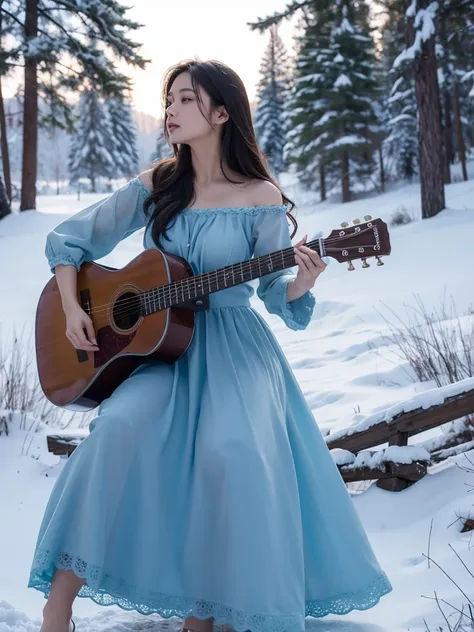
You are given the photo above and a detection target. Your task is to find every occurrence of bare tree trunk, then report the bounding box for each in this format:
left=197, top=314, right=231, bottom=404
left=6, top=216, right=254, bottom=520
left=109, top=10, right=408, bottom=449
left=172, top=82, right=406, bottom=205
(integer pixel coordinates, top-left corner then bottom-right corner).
left=341, top=151, right=350, bottom=203
left=0, top=7, right=12, bottom=203
left=453, top=81, right=468, bottom=182
left=319, top=163, right=326, bottom=201
left=0, top=77, right=12, bottom=202
left=409, top=5, right=445, bottom=219
left=0, top=173, right=10, bottom=219
left=440, top=11, right=452, bottom=185
left=379, top=145, right=385, bottom=193
left=443, top=88, right=452, bottom=184
left=20, top=0, right=38, bottom=211
left=53, top=128, right=61, bottom=194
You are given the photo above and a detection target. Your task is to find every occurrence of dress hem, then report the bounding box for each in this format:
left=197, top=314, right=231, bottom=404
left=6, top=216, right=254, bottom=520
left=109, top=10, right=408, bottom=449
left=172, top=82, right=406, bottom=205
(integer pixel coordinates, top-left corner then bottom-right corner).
left=29, top=551, right=392, bottom=632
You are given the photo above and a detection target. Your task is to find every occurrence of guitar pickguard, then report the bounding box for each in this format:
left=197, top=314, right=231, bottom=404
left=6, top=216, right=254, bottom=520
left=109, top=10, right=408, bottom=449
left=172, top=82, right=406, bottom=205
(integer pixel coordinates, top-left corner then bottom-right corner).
left=94, top=326, right=136, bottom=368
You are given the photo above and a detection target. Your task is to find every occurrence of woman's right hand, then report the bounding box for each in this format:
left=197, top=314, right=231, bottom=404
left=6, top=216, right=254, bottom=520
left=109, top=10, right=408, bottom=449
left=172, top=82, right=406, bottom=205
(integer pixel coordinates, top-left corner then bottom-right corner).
left=64, top=304, right=99, bottom=352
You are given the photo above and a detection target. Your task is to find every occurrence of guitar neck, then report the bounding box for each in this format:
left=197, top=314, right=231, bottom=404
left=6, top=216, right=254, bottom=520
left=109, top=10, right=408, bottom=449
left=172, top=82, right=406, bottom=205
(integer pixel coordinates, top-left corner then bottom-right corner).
left=140, top=238, right=323, bottom=314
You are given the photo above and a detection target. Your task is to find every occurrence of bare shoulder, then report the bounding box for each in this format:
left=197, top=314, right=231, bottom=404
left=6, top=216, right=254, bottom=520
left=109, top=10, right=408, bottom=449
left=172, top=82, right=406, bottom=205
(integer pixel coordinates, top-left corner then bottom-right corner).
left=249, top=179, right=284, bottom=207
left=138, top=169, right=154, bottom=192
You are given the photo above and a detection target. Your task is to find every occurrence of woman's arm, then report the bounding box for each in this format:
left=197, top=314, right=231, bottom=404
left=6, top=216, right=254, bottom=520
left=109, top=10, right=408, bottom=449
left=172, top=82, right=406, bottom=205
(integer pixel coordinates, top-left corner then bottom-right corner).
left=46, top=177, right=149, bottom=273
left=251, top=182, right=316, bottom=331
left=46, top=176, right=150, bottom=350
left=55, top=264, right=80, bottom=312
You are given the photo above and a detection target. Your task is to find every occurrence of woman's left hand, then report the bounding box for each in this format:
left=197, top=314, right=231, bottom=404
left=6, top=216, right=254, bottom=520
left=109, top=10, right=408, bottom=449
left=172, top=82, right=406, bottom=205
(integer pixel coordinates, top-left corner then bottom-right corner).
left=293, top=234, right=327, bottom=292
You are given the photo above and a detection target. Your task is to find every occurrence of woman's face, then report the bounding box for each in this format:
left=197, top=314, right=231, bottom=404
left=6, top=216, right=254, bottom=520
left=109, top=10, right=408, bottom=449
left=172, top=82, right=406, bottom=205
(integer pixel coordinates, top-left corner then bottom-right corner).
left=165, top=71, right=227, bottom=144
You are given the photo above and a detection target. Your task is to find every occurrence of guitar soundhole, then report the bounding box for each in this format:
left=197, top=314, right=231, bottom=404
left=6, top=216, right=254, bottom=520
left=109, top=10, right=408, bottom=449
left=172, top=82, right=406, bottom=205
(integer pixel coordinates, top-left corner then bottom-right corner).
left=113, top=292, right=141, bottom=331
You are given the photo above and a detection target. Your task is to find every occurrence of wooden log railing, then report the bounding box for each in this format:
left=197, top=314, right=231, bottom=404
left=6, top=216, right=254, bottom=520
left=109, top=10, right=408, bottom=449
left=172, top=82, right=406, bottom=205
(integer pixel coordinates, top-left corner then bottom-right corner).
left=47, top=433, right=85, bottom=457
left=325, top=378, right=474, bottom=491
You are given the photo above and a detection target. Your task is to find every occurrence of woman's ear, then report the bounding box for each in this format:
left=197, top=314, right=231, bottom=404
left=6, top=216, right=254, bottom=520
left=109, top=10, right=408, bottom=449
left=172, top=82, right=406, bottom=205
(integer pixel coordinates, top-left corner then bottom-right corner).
left=215, top=106, right=229, bottom=125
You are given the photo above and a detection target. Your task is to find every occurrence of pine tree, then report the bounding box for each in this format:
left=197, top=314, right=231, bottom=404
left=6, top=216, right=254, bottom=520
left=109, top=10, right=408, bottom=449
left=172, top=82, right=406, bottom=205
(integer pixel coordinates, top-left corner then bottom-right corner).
left=442, top=1, right=474, bottom=182
left=250, top=1, right=381, bottom=201
left=0, top=4, right=17, bottom=208
left=68, top=90, right=115, bottom=192
left=1, top=0, right=148, bottom=210
left=393, top=0, right=445, bottom=219
left=106, top=97, right=139, bottom=178
left=376, top=0, right=418, bottom=182
left=384, top=74, right=418, bottom=181
left=253, top=24, right=292, bottom=179
left=278, top=1, right=381, bottom=202
left=284, top=6, right=338, bottom=200
left=316, top=2, right=381, bottom=202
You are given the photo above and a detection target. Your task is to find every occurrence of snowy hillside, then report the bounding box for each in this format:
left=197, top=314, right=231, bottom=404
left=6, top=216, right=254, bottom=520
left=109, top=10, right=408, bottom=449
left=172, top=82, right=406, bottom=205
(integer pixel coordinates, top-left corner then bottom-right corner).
left=1, top=170, right=474, bottom=632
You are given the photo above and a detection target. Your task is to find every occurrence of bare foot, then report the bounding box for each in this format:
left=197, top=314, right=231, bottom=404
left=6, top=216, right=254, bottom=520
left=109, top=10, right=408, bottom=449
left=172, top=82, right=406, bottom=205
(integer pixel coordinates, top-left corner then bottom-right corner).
left=40, top=605, right=73, bottom=632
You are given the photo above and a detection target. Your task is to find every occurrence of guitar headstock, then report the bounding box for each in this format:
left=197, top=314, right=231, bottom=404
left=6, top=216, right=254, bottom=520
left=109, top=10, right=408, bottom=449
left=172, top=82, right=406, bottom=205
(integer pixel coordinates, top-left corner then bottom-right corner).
left=322, top=216, right=391, bottom=270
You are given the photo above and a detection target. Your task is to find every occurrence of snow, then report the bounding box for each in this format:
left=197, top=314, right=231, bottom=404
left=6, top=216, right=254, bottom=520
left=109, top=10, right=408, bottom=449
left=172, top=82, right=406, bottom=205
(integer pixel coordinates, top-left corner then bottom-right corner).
left=387, top=113, right=413, bottom=126
left=332, top=17, right=354, bottom=37
left=313, top=111, right=337, bottom=128
left=462, top=69, right=474, bottom=97
left=406, top=0, right=417, bottom=18
left=325, top=134, right=366, bottom=150
left=331, top=445, right=431, bottom=468
left=1, top=165, right=474, bottom=631
left=394, top=2, right=439, bottom=68
left=328, top=377, right=474, bottom=442
left=334, top=73, right=352, bottom=88
left=355, top=445, right=431, bottom=468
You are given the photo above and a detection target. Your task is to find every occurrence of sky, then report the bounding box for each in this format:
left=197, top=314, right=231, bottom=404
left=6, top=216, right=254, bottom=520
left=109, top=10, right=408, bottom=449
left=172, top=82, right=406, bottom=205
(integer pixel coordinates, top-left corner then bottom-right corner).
left=121, top=0, right=299, bottom=117
left=2, top=1, right=298, bottom=119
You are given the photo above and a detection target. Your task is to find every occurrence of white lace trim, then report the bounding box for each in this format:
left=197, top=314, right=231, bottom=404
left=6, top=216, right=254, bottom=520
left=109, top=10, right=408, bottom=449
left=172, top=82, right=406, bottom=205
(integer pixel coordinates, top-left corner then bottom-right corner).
left=30, top=549, right=392, bottom=632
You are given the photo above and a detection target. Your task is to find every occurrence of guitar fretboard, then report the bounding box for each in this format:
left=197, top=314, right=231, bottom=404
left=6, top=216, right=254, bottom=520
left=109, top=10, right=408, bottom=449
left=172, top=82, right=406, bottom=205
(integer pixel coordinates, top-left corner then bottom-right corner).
left=139, top=239, right=322, bottom=315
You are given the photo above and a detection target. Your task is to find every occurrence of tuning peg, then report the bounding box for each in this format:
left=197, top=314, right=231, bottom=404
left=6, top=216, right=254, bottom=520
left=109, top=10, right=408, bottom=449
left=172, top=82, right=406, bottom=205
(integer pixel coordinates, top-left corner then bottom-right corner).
left=364, top=215, right=372, bottom=221
left=361, top=258, right=370, bottom=268
left=347, top=261, right=355, bottom=271
left=341, top=222, right=349, bottom=228
left=352, top=218, right=361, bottom=225
left=376, top=256, right=384, bottom=266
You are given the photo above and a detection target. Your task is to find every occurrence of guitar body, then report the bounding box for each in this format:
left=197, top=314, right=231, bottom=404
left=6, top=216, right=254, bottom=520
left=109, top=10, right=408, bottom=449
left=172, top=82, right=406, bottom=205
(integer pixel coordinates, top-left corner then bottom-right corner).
left=36, top=249, right=196, bottom=411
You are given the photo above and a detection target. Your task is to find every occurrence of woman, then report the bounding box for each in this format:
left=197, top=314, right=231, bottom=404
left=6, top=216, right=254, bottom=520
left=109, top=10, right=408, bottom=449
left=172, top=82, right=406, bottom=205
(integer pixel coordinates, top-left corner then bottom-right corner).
left=29, top=59, right=392, bottom=632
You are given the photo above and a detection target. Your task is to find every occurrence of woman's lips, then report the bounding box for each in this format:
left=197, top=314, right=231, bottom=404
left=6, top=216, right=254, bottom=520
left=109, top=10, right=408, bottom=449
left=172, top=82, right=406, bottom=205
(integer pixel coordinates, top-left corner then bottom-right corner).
left=168, top=124, right=180, bottom=131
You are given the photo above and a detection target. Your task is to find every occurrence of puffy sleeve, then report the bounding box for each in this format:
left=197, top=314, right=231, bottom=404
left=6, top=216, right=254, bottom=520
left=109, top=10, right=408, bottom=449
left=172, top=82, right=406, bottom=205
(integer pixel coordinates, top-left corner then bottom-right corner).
left=252, top=206, right=316, bottom=331
left=45, top=177, right=149, bottom=273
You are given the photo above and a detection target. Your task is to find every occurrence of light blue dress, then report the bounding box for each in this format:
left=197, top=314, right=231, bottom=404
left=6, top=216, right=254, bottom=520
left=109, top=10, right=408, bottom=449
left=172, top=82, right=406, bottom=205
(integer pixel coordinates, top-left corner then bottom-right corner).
left=29, top=177, right=392, bottom=632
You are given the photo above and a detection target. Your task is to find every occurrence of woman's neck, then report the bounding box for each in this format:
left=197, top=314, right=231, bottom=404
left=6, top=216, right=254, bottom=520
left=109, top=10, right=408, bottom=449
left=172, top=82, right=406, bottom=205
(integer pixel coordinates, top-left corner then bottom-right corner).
left=190, top=137, right=229, bottom=185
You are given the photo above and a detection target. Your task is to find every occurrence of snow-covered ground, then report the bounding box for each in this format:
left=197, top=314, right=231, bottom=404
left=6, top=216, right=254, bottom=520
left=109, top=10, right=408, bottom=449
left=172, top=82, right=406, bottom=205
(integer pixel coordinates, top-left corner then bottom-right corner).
left=1, top=166, right=474, bottom=632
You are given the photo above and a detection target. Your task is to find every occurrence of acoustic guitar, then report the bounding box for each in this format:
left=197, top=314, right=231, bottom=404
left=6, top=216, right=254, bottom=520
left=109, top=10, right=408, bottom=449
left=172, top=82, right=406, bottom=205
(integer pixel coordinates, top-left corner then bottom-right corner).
left=35, top=216, right=391, bottom=411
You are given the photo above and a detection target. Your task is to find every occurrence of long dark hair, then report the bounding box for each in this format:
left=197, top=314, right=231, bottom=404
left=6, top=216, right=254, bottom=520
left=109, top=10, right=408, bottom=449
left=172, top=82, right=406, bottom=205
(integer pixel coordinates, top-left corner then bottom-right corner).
left=143, top=59, right=297, bottom=246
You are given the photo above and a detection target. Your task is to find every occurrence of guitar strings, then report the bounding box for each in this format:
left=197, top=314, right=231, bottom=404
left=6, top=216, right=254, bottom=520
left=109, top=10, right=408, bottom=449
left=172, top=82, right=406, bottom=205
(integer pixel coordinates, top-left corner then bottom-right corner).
left=84, top=227, right=378, bottom=319
left=40, top=240, right=380, bottom=347
left=83, top=247, right=309, bottom=318
left=89, top=244, right=377, bottom=322
left=109, top=240, right=378, bottom=322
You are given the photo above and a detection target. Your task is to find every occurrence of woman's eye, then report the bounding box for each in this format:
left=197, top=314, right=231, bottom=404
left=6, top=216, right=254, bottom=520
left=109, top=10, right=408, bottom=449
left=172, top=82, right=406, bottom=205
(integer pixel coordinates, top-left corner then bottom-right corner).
left=182, top=98, right=191, bottom=103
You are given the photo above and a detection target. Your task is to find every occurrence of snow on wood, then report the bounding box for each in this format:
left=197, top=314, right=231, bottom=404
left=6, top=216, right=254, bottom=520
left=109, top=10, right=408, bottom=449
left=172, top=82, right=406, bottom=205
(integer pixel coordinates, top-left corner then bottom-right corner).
left=327, top=376, right=474, bottom=443
left=394, top=2, right=439, bottom=68
left=331, top=445, right=431, bottom=469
